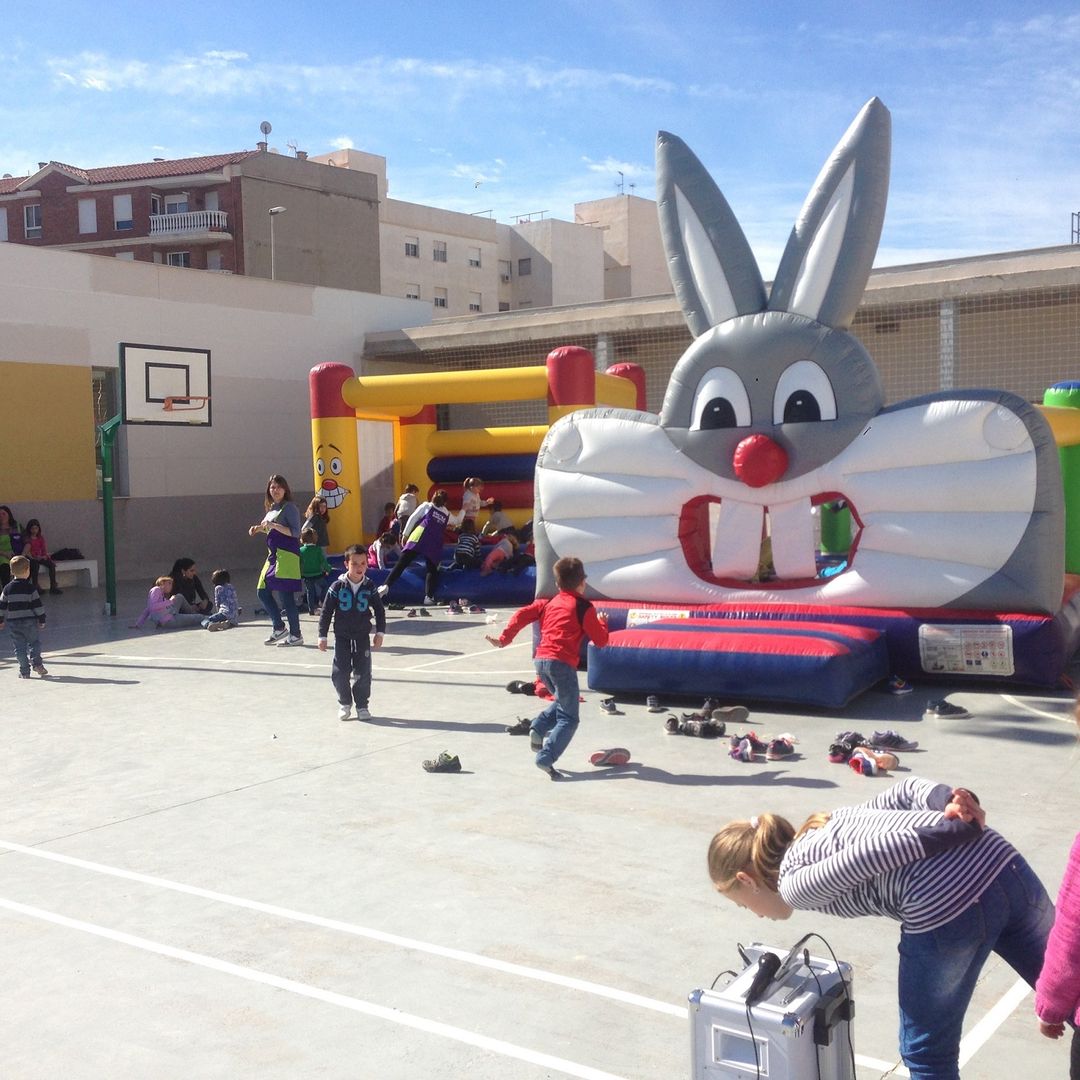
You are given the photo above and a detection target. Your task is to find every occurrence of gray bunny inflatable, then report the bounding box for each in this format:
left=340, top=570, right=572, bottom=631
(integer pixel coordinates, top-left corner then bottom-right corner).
left=533, top=98, right=1064, bottom=613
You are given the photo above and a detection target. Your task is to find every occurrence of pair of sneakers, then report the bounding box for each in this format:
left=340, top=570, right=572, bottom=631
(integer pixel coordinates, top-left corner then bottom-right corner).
left=265, top=627, right=303, bottom=646
left=338, top=703, right=372, bottom=721
left=665, top=715, right=724, bottom=738
left=730, top=732, right=796, bottom=762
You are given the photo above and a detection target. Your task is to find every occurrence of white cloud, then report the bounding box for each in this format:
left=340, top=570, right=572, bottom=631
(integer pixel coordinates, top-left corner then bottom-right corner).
left=330, top=135, right=354, bottom=150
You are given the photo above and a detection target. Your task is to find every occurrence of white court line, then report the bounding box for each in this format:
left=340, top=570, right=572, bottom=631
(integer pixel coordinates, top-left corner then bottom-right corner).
left=0, top=840, right=684, bottom=1018
left=0, top=897, right=628, bottom=1080
left=999, top=694, right=1075, bottom=724
left=958, top=978, right=1031, bottom=1068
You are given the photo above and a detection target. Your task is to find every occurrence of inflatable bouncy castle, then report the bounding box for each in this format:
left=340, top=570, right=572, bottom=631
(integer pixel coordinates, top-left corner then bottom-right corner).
left=532, top=98, right=1080, bottom=703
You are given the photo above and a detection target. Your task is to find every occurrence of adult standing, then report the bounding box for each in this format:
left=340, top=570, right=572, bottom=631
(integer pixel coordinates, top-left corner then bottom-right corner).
left=249, top=474, right=303, bottom=646
left=377, top=489, right=450, bottom=606
left=707, top=777, right=1054, bottom=1080
left=0, top=505, right=23, bottom=589
left=168, top=557, right=212, bottom=614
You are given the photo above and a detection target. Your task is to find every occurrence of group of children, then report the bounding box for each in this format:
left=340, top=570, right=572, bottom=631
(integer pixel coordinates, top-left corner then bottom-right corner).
left=133, top=567, right=239, bottom=631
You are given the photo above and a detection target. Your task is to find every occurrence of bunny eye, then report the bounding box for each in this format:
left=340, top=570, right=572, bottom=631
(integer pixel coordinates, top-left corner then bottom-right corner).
left=773, top=361, right=837, bottom=424
left=691, top=367, right=751, bottom=431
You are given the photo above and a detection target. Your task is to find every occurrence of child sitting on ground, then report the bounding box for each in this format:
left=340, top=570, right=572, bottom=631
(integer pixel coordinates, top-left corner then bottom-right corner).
left=132, top=576, right=204, bottom=630
left=202, top=568, right=239, bottom=630
left=300, top=528, right=332, bottom=614
left=486, top=556, right=609, bottom=780
left=0, top=555, right=48, bottom=678
left=368, top=531, right=401, bottom=570
left=452, top=519, right=482, bottom=570
left=318, top=544, right=386, bottom=722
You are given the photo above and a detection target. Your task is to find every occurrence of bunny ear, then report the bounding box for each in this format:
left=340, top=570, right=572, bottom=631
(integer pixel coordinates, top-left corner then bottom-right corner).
left=768, top=98, right=891, bottom=330
left=656, top=131, right=767, bottom=338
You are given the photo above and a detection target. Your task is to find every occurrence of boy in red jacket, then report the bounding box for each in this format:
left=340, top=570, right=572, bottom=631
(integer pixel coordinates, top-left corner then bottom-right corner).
left=486, top=557, right=608, bottom=779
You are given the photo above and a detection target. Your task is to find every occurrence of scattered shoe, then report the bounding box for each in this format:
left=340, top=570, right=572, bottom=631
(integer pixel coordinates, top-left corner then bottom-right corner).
left=827, top=740, right=857, bottom=764
left=338, top=703, right=352, bottom=721
left=406, top=609, right=418, bottom=618
left=886, top=675, right=914, bottom=695
left=646, top=694, right=664, bottom=712
left=376, top=584, right=389, bottom=599
left=599, top=697, right=619, bottom=715
left=765, top=733, right=797, bottom=761
left=506, top=680, right=533, bottom=695
left=419, top=608, right=432, bottom=617
left=530, top=729, right=545, bottom=752
left=730, top=737, right=754, bottom=763
left=682, top=697, right=721, bottom=720
left=869, top=729, right=919, bottom=752
left=422, top=752, right=462, bottom=773
left=505, top=717, right=531, bottom=735
left=924, top=699, right=970, bottom=719
left=848, top=749, right=879, bottom=776
left=729, top=731, right=768, bottom=754
left=468, top=605, right=486, bottom=614
left=664, top=715, right=681, bottom=734
left=856, top=746, right=898, bottom=771
left=264, top=627, right=289, bottom=644
left=834, top=730, right=868, bottom=747
left=446, top=602, right=464, bottom=614
left=684, top=718, right=724, bottom=738
left=355, top=707, right=372, bottom=721
left=711, top=705, right=749, bottom=728
left=278, top=634, right=304, bottom=647
left=386, top=601, right=405, bottom=610
left=590, top=747, right=630, bottom=766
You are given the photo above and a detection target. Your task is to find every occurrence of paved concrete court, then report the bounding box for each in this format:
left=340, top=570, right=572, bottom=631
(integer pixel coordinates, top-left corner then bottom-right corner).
left=2, top=575, right=1077, bottom=1079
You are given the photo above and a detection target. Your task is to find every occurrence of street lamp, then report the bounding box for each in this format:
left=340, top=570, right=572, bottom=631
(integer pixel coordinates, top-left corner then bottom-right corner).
left=268, top=206, right=287, bottom=280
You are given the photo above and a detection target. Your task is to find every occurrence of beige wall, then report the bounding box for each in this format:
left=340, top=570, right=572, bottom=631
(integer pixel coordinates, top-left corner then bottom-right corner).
left=575, top=194, right=669, bottom=300
left=0, top=241, right=428, bottom=577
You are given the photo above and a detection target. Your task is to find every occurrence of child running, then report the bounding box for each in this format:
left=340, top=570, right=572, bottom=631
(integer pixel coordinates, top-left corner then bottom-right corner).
left=0, top=555, right=48, bottom=678
left=202, top=569, right=240, bottom=630
left=486, top=556, right=609, bottom=779
left=318, top=544, right=386, bottom=721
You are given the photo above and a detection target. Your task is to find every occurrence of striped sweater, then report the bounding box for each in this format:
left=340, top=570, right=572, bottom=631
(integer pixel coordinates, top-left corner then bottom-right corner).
left=778, top=776, right=1016, bottom=934
left=0, top=577, right=45, bottom=625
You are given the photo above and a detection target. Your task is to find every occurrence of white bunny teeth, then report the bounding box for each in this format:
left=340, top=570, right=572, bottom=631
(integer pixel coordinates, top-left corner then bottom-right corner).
left=689, top=496, right=856, bottom=585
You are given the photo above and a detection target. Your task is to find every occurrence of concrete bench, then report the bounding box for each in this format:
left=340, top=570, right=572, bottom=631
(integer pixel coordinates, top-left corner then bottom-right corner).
left=53, top=559, right=99, bottom=589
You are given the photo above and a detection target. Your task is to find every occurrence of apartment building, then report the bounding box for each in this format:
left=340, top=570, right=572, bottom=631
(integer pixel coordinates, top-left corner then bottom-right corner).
left=0, top=145, right=381, bottom=292
left=575, top=193, right=669, bottom=300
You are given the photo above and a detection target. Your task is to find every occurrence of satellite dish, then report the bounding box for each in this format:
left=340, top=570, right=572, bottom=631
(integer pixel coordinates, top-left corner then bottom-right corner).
left=260, top=121, right=272, bottom=136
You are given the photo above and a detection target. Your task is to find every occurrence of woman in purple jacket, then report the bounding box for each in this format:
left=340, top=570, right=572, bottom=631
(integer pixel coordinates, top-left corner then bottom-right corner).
left=376, top=489, right=449, bottom=606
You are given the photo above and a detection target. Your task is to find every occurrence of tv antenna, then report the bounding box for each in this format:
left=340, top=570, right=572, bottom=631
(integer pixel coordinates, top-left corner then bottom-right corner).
left=616, top=170, right=624, bottom=194
left=260, top=121, right=272, bottom=137
left=287, top=139, right=298, bottom=155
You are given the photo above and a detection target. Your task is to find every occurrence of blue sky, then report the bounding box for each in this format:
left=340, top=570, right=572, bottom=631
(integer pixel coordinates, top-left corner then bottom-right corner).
left=3, top=1, right=1079, bottom=276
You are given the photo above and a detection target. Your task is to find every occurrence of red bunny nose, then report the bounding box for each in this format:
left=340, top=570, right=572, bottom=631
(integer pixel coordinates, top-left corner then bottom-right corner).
left=733, top=434, right=788, bottom=488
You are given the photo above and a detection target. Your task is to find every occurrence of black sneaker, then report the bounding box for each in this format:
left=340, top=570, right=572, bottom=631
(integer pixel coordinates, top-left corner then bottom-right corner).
left=539, top=763, right=563, bottom=781
left=422, top=752, right=462, bottom=773
left=505, top=717, right=531, bottom=735
left=599, top=697, right=618, bottom=715
left=924, top=699, right=970, bottom=719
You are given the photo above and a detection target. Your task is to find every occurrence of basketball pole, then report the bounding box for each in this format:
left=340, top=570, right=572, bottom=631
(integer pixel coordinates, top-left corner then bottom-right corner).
left=98, top=414, right=122, bottom=616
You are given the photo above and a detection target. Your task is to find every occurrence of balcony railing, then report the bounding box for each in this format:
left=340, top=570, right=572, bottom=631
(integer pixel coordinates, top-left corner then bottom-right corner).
left=149, top=210, right=229, bottom=235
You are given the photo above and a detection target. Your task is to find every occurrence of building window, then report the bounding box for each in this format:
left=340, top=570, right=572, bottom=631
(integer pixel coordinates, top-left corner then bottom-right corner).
left=433, top=287, right=448, bottom=308
left=0, top=208, right=8, bottom=243
left=166, top=251, right=191, bottom=268
left=164, top=193, right=188, bottom=215
left=204, top=191, right=219, bottom=213
left=518, top=300, right=532, bottom=308
left=115, top=251, right=135, bottom=261
left=78, top=198, right=98, bottom=235
left=433, top=240, right=447, bottom=263
left=405, top=283, right=420, bottom=300
left=468, top=292, right=482, bottom=312
left=517, top=257, right=531, bottom=276
left=404, top=235, right=419, bottom=258
left=206, top=250, right=223, bottom=271
left=499, top=259, right=511, bottom=283
left=151, top=194, right=164, bottom=216
left=113, top=194, right=134, bottom=230
left=498, top=301, right=510, bottom=312
left=24, top=204, right=42, bottom=239
left=467, top=246, right=481, bottom=268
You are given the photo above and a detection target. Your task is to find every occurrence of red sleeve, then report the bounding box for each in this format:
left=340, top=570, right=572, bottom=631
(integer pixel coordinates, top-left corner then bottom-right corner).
left=581, top=604, right=609, bottom=647
left=499, top=599, right=546, bottom=644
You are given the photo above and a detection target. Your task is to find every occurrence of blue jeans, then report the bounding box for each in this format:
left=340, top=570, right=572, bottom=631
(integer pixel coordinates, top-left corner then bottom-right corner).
left=532, top=658, right=580, bottom=767
left=897, top=854, right=1054, bottom=1080
left=302, top=576, right=326, bottom=613
left=257, top=587, right=300, bottom=637
left=9, top=620, right=43, bottom=675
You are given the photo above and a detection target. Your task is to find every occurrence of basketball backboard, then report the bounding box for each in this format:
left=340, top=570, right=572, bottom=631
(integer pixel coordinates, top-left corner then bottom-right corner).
left=119, top=343, right=212, bottom=426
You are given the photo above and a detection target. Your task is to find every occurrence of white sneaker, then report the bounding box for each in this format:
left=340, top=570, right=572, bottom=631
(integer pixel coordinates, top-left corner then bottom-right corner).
left=338, top=703, right=352, bottom=721
left=264, top=627, right=288, bottom=644
left=278, top=634, right=304, bottom=647
left=355, top=706, right=372, bottom=721
left=377, top=584, right=389, bottom=599
left=423, top=595, right=436, bottom=606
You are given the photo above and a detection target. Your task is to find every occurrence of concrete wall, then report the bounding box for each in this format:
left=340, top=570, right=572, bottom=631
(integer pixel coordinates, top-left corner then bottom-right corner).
left=575, top=194, right=669, bottom=300
left=0, top=241, right=428, bottom=580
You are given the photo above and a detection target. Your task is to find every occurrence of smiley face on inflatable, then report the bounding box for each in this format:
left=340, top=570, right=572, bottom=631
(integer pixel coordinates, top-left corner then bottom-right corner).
left=532, top=99, right=1063, bottom=614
